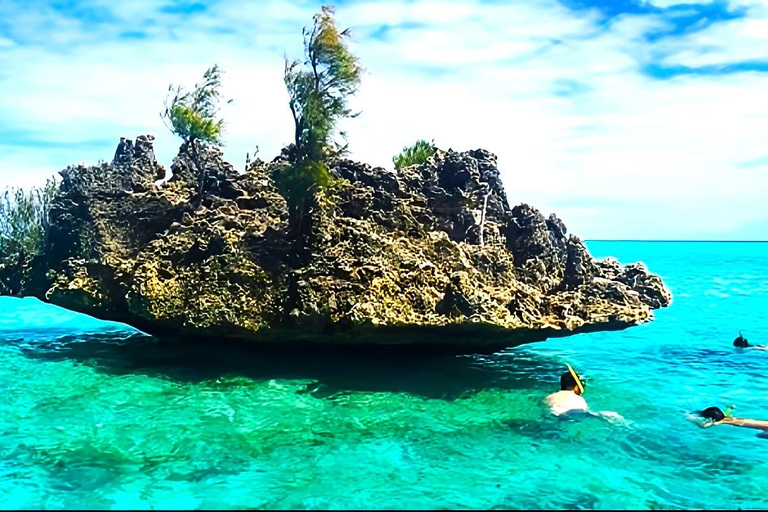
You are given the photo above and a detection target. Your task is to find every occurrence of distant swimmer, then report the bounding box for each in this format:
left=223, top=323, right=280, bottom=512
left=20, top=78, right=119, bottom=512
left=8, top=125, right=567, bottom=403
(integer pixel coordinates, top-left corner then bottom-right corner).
left=733, top=331, right=768, bottom=351
left=690, top=406, right=768, bottom=438
left=546, top=364, right=588, bottom=416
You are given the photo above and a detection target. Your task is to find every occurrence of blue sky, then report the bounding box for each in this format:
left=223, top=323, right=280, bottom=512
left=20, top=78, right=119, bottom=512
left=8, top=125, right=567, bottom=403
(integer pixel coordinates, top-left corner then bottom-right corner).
left=0, top=0, right=767, bottom=240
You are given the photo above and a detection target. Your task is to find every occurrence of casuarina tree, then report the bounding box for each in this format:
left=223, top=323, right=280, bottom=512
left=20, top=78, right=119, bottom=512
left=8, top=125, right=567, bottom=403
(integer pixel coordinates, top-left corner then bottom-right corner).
left=277, top=6, right=363, bottom=236
left=161, top=65, right=230, bottom=200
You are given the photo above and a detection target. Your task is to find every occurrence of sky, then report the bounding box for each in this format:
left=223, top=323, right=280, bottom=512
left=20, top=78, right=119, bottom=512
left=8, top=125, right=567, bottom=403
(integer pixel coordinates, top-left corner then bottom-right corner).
left=0, top=0, right=767, bottom=240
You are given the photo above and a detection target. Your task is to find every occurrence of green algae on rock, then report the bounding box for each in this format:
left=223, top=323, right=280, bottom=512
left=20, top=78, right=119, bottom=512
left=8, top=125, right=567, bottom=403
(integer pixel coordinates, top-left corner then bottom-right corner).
left=0, top=136, right=671, bottom=350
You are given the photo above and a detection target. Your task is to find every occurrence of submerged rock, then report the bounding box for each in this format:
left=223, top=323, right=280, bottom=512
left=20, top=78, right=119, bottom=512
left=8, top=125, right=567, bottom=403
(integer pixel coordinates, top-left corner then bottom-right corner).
left=0, top=136, right=672, bottom=351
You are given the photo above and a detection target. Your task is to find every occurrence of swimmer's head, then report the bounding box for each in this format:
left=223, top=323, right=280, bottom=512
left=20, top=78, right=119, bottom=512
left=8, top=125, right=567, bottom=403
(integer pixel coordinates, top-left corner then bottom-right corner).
left=560, top=365, right=586, bottom=395
left=733, top=331, right=749, bottom=348
left=698, top=406, right=725, bottom=422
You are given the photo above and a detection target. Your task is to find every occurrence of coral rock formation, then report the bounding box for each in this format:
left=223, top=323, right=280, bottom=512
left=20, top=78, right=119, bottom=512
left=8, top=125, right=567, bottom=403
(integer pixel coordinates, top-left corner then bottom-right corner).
left=0, top=136, right=672, bottom=351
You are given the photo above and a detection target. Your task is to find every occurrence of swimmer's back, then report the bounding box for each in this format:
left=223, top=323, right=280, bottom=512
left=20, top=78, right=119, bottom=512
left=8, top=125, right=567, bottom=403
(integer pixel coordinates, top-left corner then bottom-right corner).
left=546, top=390, right=588, bottom=416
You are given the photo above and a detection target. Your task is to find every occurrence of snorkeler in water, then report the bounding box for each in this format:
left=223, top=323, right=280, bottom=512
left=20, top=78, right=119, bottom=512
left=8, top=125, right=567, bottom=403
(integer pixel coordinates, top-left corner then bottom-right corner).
left=691, top=406, right=768, bottom=438
left=545, top=364, right=626, bottom=424
left=733, top=331, right=768, bottom=351
left=546, top=364, right=588, bottom=416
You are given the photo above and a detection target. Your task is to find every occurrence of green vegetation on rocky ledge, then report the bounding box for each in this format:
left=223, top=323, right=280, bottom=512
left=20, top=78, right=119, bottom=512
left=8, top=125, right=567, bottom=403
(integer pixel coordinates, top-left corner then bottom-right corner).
left=0, top=6, right=671, bottom=351
left=393, top=140, right=438, bottom=171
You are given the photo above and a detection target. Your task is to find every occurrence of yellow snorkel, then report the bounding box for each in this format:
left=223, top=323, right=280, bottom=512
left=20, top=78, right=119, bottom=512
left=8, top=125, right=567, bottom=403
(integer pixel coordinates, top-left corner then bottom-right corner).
left=566, top=363, right=585, bottom=395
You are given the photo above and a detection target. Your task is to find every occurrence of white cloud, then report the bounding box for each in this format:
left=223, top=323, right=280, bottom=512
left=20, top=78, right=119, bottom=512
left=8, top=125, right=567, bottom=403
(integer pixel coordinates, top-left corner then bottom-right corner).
left=659, top=17, right=768, bottom=67
left=0, top=0, right=767, bottom=240
left=644, top=0, right=713, bottom=8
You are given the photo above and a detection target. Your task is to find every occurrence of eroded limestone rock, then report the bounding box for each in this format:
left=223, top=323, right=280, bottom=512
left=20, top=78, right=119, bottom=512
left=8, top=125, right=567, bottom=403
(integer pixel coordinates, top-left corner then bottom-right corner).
left=0, top=136, right=672, bottom=351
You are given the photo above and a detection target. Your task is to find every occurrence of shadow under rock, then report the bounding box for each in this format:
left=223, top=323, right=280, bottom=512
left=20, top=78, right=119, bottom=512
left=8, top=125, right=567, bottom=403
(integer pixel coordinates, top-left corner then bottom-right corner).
left=3, top=329, right=564, bottom=400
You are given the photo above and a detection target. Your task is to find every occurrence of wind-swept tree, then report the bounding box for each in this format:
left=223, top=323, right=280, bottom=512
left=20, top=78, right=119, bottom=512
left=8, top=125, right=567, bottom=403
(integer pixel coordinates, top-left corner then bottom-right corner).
left=276, top=6, right=363, bottom=236
left=161, top=65, right=230, bottom=199
left=285, top=5, right=363, bottom=163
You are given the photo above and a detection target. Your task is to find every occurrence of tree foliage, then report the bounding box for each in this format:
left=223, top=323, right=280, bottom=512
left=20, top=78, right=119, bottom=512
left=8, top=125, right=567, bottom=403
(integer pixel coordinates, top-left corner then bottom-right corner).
left=276, top=6, right=363, bottom=234
left=273, top=160, right=338, bottom=230
left=162, top=64, right=227, bottom=147
left=284, top=5, right=363, bottom=164
left=161, top=65, right=230, bottom=200
left=393, top=139, right=437, bottom=171
left=0, top=178, right=57, bottom=261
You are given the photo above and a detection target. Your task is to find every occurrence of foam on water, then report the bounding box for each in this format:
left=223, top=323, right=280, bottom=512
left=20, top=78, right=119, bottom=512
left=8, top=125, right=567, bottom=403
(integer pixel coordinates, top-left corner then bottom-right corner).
left=0, top=242, right=767, bottom=509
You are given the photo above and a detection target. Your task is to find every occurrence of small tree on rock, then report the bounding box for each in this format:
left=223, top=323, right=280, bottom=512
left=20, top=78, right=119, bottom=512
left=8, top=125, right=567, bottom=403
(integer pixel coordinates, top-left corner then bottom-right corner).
left=161, top=65, right=230, bottom=200
left=277, top=6, right=363, bottom=235
left=285, top=5, right=363, bottom=163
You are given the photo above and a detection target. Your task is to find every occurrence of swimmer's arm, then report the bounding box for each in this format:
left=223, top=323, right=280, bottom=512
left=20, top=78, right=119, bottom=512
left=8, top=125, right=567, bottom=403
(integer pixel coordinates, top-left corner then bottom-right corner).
left=719, top=417, right=768, bottom=431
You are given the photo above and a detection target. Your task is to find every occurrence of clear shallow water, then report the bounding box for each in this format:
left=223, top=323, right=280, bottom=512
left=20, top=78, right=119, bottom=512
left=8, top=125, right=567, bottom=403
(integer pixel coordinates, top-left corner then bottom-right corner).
left=1, top=241, right=767, bottom=509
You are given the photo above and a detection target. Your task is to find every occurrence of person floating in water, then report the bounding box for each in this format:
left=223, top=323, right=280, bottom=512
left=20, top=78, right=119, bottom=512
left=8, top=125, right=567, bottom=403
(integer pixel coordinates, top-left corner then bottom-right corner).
left=692, top=406, right=768, bottom=438
left=546, top=364, right=588, bottom=416
left=545, top=364, right=626, bottom=423
left=733, top=331, right=768, bottom=351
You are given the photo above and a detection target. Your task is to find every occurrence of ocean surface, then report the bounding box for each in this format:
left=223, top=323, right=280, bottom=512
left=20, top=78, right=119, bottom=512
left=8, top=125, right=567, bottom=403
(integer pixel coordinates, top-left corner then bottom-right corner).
left=1, top=241, right=767, bottom=510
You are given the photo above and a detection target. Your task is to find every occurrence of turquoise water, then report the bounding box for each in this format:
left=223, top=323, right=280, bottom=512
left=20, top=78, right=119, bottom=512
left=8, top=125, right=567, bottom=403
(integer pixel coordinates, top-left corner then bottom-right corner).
left=1, top=241, right=767, bottom=509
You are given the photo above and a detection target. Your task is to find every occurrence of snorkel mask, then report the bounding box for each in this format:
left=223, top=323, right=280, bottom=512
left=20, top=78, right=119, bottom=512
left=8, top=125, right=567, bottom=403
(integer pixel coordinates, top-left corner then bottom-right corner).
left=566, top=363, right=586, bottom=395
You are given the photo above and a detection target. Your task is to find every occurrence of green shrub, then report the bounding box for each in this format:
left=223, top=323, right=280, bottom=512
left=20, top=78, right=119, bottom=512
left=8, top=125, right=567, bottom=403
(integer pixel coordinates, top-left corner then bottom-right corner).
left=273, top=161, right=339, bottom=225
left=0, top=178, right=57, bottom=260
left=393, top=139, right=437, bottom=171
